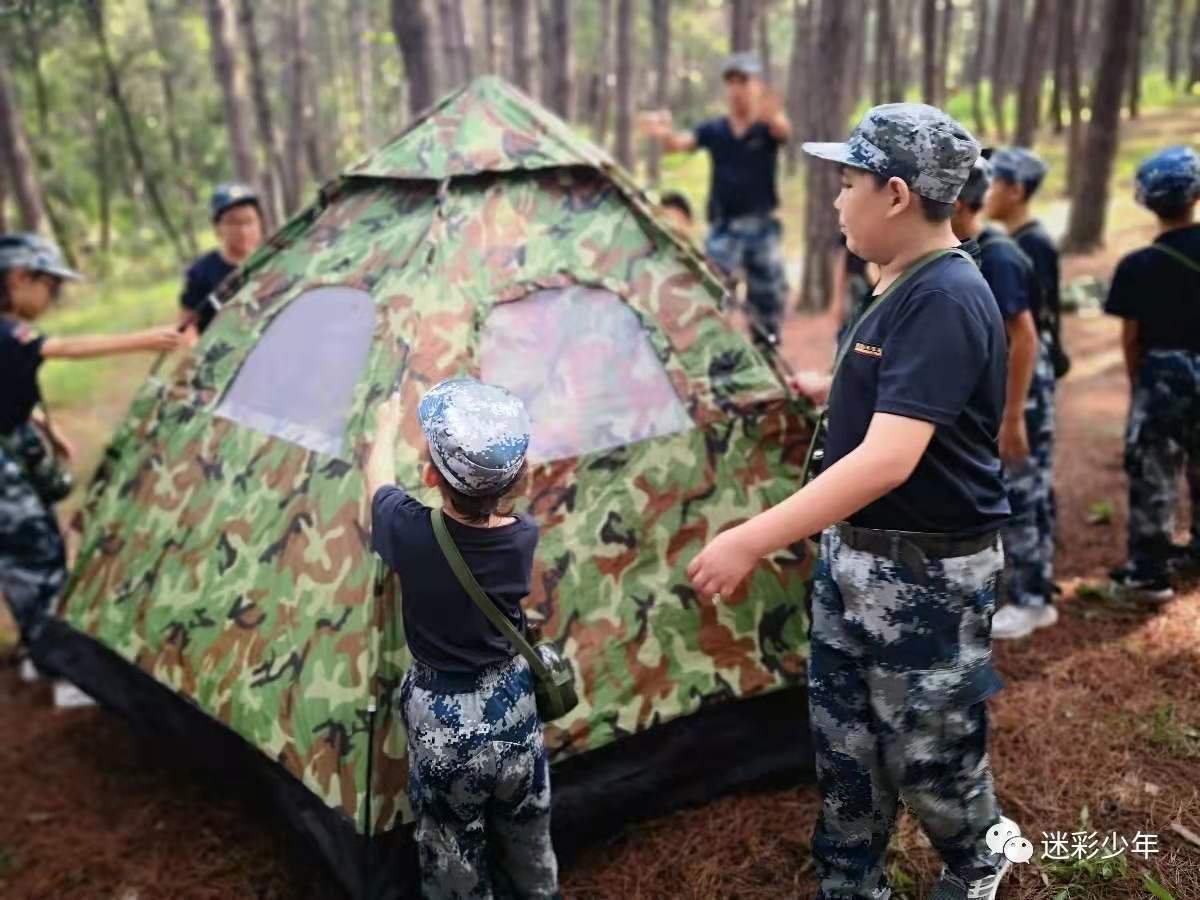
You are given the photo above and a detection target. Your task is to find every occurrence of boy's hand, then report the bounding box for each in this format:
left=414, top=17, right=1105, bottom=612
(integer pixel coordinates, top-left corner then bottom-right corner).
left=637, top=109, right=672, bottom=139
left=687, top=527, right=760, bottom=604
left=375, top=392, right=402, bottom=439
left=789, top=370, right=832, bottom=405
left=999, top=415, right=1030, bottom=464
left=757, top=89, right=783, bottom=125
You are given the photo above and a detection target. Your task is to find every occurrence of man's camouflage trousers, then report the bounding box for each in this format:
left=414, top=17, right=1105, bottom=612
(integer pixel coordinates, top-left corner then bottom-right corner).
left=808, top=524, right=1006, bottom=899
left=1001, top=341, right=1056, bottom=607
left=704, top=214, right=788, bottom=348
left=1124, top=349, right=1200, bottom=576
left=0, top=428, right=67, bottom=648
left=400, top=654, right=560, bottom=900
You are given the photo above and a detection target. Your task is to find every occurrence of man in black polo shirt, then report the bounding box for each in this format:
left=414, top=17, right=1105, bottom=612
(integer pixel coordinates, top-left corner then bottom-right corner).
left=1105, top=146, right=1200, bottom=601
left=640, top=53, right=791, bottom=349
left=688, top=104, right=1016, bottom=900
left=178, top=183, right=264, bottom=336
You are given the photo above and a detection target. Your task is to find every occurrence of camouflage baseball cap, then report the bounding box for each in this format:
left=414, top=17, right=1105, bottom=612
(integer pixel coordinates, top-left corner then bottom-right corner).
left=988, top=147, right=1048, bottom=186
left=722, top=52, right=763, bottom=79
left=0, top=233, right=82, bottom=281
left=210, top=182, right=260, bottom=222
left=802, top=103, right=980, bottom=203
left=959, top=156, right=993, bottom=207
left=418, top=378, right=531, bottom=497
left=1135, top=145, right=1200, bottom=207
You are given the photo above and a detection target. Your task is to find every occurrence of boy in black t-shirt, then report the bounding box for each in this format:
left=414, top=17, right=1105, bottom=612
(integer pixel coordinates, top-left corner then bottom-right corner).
left=689, top=104, right=1015, bottom=900
left=366, top=379, right=559, bottom=899
left=639, top=53, right=791, bottom=349
left=1104, top=146, right=1200, bottom=600
left=178, top=183, right=264, bottom=336
left=954, top=159, right=1060, bottom=640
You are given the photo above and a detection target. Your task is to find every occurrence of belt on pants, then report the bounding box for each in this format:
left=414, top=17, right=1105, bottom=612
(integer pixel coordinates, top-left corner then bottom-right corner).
left=835, top=522, right=1000, bottom=561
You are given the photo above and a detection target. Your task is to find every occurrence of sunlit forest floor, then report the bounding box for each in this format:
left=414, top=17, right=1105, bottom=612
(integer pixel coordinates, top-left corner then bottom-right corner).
left=2, top=104, right=1200, bottom=898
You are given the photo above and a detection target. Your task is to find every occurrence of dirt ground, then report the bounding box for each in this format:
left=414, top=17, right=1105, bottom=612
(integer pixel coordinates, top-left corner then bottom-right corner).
left=3, top=306, right=1198, bottom=899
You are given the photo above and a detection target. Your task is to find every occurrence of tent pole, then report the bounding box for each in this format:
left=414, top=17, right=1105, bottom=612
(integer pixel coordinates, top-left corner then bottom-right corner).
left=363, top=698, right=377, bottom=896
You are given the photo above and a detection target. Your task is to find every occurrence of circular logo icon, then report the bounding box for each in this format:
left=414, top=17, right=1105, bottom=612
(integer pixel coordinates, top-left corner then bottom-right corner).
left=1004, top=835, right=1034, bottom=864
left=986, top=817, right=1022, bottom=855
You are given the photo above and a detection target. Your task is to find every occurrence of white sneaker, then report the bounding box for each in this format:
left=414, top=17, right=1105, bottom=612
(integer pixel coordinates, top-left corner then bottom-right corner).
left=1028, top=604, right=1059, bottom=630
left=19, top=657, right=41, bottom=683
left=992, top=605, right=1042, bottom=640
left=53, top=681, right=96, bottom=708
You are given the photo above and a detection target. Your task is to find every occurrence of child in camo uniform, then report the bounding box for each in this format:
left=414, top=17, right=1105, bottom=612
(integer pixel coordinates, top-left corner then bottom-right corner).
left=367, top=379, right=559, bottom=899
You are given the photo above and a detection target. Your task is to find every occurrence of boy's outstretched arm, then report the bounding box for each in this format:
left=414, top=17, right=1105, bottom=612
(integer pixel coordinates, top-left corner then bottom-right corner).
left=687, top=412, right=935, bottom=600
left=366, top=392, right=403, bottom=500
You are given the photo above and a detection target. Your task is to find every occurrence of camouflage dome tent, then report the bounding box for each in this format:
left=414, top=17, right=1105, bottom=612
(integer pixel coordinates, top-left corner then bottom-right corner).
left=38, top=78, right=815, bottom=898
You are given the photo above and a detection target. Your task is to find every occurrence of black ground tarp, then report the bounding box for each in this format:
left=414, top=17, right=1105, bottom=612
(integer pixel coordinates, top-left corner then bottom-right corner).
left=35, top=619, right=814, bottom=899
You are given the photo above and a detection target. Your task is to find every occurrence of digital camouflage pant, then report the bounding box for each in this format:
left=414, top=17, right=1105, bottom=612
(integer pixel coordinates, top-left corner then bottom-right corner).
left=1001, top=342, right=1056, bottom=607
left=704, top=214, right=788, bottom=348
left=0, top=428, right=67, bottom=649
left=401, top=655, right=559, bottom=900
left=809, top=525, right=1006, bottom=899
left=1124, top=349, right=1200, bottom=576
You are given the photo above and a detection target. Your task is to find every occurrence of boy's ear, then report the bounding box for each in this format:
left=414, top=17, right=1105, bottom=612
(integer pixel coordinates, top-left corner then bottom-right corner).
left=422, top=464, right=440, bottom=488
left=886, top=177, right=913, bottom=217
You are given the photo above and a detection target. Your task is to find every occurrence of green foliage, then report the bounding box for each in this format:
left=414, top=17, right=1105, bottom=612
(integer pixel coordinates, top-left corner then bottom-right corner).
left=1143, top=874, right=1178, bottom=900
left=1086, top=499, right=1114, bottom=526
left=1146, top=704, right=1200, bottom=759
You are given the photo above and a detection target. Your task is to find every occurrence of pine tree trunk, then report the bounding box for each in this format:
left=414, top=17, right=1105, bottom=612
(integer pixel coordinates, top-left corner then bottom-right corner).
left=437, top=0, right=472, bottom=88
left=848, top=0, right=867, bottom=106
left=614, top=0, right=634, bottom=168
left=647, top=0, right=670, bottom=184
left=84, top=0, right=185, bottom=260
left=989, top=0, right=1010, bottom=139
left=1127, top=0, right=1144, bottom=117
left=146, top=0, right=199, bottom=250
left=0, top=50, right=46, bottom=232
left=758, top=0, right=774, bottom=82
left=391, top=0, right=438, bottom=117
left=921, top=0, right=938, bottom=103
left=970, top=0, right=989, bottom=135
left=591, top=0, right=614, bottom=143
left=786, top=0, right=808, bottom=172
left=509, top=0, right=532, bottom=92
left=730, top=0, right=758, bottom=52
left=1049, top=0, right=1066, bottom=133
left=1168, top=0, right=1185, bottom=83
left=205, top=0, right=259, bottom=188
left=1191, top=0, right=1200, bottom=85
left=1014, top=0, right=1050, bottom=145
left=895, top=0, right=917, bottom=97
left=801, top=0, right=854, bottom=310
left=349, top=0, right=375, bottom=147
left=483, top=0, right=498, bottom=73
left=1063, top=0, right=1084, bottom=195
left=544, top=0, right=572, bottom=118
left=1063, top=0, right=1137, bottom=253
left=873, top=0, right=889, bottom=104
left=237, top=0, right=291, bottom=224
left=937, top=0, right=953, bottom=105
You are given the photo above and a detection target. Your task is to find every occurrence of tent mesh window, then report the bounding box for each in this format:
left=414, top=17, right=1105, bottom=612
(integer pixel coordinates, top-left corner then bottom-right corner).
left=480, top=285, right=694, bottom=462
left=215, top=286, right=375, bottom=456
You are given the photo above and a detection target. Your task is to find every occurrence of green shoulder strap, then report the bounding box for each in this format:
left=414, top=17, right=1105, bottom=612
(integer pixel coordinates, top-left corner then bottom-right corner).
left=430, top=508, right=551, bottom=680
left=1148, top=241, right=1200, bottom=277
left=799, top=247, right=969, bottom=482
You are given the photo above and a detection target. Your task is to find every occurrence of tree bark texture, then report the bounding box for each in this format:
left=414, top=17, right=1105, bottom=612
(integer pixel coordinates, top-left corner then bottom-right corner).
left=236, top=0, right=289, bottom=225
left=509, top=0, right=533, bottom=93
left=543, top=0, right=572, bottom=118
left=483, top=0, right=498, bottom=73
left=921, top=0, right=938, bottom=103
left=614, top=0, right=634, bottom=168
left=989, top=0, right=1011, bottom=139
left=786, top=0, right=810, bottom=172
left=205, top=0, right=259, bottom=189
left=758, top=0, right=773, bottom=81
left=1168, top=0, right=1185, bottom=83
left=437, top=0, right=474, bottom=88
left=1191, top=0, right=1200, bottom=85
left=349, top=0, right=375, bottom=147
left=730, top=0, right=758, bottom=52
left=0, top=50, right=46, bottom=232
left=1014, top=0, right=1051, bottom=146
left=391, top=0, right=438, bottom=117
left=937, top=0, right=953, bottom=102
left=970, top=0, right=989, bottom=135
left=847, top=0, right=867, bottom=106
left=1127, top=0, right=1144, bottom=118
left=647, top=0, right=670, bottom=184
left=1062, top=0, right=1084, bottom=195
left=590, top=0, right=614, bottom=143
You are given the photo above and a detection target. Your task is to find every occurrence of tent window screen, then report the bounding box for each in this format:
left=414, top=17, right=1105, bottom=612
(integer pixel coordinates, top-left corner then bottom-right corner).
left=480, top=286, right=693, bottom=462
left=216, top=286, right=375, bottom=456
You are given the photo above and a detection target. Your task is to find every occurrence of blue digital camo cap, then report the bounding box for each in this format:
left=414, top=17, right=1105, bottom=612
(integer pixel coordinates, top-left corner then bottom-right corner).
left=988, top=147, right=1048, bottom=186
left=418, top=378, right=531, bottom=497
left=802, top=103, right=980, bottom=203
left=209, top=182, right=260, bottom=222
left=959, top=155, right=993, bottom=207
left=0, top=233, right=82, bottom=281
left=1135, top=145, right=1200, bottom=207
left=722, top=52, right=763, bottom=79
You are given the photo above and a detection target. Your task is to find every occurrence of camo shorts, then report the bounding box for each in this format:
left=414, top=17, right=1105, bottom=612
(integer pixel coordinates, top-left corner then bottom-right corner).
left=705, top=214, right=788, bottom=345
left=401, top=655, right=560, bottom=900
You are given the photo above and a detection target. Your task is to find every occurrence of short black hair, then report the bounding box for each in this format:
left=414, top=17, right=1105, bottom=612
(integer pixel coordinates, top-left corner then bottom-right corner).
left=437, top=461, right=528, bottom=524
left=1146, top=194, right=1195, bottom=222
left=871, top=172, right=957, bottom=223
left=660, top=191, right=693, bottom=222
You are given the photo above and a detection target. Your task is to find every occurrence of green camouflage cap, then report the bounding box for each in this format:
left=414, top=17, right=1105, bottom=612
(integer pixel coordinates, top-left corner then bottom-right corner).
left=418, top=378, right=531, bottom=497
left=802, top=103, right=980, bottom=203
left=0, top=233, right=82, bottom=281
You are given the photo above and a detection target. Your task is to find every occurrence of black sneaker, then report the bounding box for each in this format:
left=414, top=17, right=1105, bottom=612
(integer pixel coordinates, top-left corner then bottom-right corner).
left=1110, top=566, right=1174, bottom=602
left=1167, top=543, right=1200, bottom=573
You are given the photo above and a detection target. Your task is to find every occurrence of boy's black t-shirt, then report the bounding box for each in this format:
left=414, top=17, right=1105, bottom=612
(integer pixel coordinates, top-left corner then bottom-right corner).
left=977, top=227, right=1033, bottom=321
left=693, top=118, right=780, bottom=222
left=824, top=252, right=1011, bottom=534
left=0, top=317, right=46, bottom=435
left=180, top=250, right=236, bottom=333
left=1104, top=224, right=1200, bottom=352
left=1012, top=220, right=1059, bottom=328
left=371, top=485, right=538, bottom=673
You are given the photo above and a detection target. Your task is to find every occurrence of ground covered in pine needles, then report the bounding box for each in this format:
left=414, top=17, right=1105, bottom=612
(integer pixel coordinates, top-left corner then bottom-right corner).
left=2, top=311, right=1197, bottom=899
